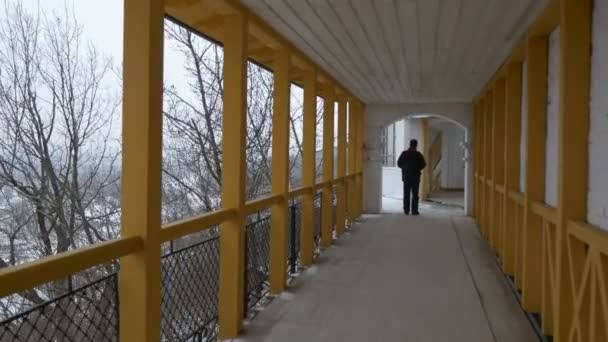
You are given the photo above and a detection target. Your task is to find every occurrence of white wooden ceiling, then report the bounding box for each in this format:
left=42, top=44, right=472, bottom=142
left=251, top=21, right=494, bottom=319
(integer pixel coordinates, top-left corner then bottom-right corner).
left=240, top=0, right=547, bottom=104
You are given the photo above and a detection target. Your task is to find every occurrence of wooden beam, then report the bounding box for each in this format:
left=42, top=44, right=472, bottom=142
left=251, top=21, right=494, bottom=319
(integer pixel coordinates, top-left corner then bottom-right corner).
left=554, top=0, right=592, bottom=340
left=269, top=48, right=290, bottom=293
left=218, top=13, right=248, bottom=338
left=120, top=0, right=164, bottom=340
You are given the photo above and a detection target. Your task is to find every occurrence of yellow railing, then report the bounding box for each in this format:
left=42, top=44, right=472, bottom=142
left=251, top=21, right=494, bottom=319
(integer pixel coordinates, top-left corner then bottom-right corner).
left=479, top=188, right=608, bottom=341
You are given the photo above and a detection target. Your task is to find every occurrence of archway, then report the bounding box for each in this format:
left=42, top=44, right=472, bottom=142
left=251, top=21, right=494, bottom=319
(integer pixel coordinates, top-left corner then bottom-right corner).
left=362, top=103, right=475, bottom=216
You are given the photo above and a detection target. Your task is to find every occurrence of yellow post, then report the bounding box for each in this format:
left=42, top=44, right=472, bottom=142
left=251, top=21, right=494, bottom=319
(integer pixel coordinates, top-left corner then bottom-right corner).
left=503, top=62, right=523, bottom=275
left=492, top=78, right=506, bottom=255
left=420, top=118, right=430, bottom=200
left=218, top=13, right=248, bottom=338
left=321, top=85, right=335, bottom=248
left=300, top=68, right=317, bottom=267
left=336, top=95, right=347, bottom=235
left=119, top=1, right=163, bottom=340
left=483, top=90, right=494, bottom=237
left=522, top=35, right=548, bottom=314
left=554, top=0, right=591, bottom=340
left=476, top=98, right=486, bottom=224
left=347, top=98, right=357, bottom=222
left=269, top=48, right=290, bottom=293
left=357, top=103, right=365, bottom=217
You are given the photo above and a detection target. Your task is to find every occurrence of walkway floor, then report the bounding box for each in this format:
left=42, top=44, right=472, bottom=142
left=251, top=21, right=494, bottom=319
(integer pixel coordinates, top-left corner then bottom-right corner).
left=232, top=199, right=538, bottom=342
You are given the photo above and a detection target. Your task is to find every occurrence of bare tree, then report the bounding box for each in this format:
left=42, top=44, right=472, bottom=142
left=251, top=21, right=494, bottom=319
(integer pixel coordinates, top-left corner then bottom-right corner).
left=162, top=21, right=275, bottom=224
left=0, top=2, right=120, bottom=314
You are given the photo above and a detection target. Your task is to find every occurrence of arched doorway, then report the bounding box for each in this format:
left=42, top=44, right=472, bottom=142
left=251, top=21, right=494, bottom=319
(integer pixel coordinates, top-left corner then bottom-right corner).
left=362, top=103, right=475, bottom=215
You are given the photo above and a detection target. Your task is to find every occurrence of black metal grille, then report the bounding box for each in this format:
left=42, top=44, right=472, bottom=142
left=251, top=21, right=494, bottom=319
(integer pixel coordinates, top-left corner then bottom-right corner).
left=0, top=275, right=119, bottom=342
left=313, top=191, right=322, bottom=252
left=288, top=201, right=302, bottom=274
left=161, top=233, right=220, bottom=342
left=245, top=215, right=271, bottom=311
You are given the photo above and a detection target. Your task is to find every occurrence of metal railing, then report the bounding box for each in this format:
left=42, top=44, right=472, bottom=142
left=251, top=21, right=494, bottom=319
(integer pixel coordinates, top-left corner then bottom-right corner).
left=161, top=233, right=220, bottom=342
left=244, top=215, right=271, bottom=312
left=0, top=274, right=119, bottom=342
left=0, top=173, right=362, bottom=342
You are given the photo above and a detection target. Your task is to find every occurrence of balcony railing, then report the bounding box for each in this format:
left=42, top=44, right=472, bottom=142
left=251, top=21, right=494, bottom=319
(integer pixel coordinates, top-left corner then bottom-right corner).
left=0, top=184, right=343, bottom=342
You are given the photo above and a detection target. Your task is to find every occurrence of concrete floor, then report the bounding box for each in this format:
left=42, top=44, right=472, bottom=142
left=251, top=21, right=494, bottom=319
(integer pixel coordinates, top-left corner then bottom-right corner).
left=231, top=199, right=538, bottom=342
left=427, top=190, right=465, bottom=208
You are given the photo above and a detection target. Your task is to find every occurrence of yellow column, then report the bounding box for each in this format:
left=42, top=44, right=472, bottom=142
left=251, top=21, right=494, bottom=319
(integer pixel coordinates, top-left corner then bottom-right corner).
left=119, top=1, right=163, bottom=340
left=269, top=48, right=290, bottom=293
left=522, top=35, right=548, bottom=314
left=492, top=79, right=506, bottom=255
left=300, top=69, right=317, bottom=267
left=357, top=103, right=365, bottom=217
left=321, top=86, right=335, bottom=248
left=347, top=98, right=357, bottom=222
left=554, top=0, right=591, bottom=340
left=336, top=95, right=347, bottom=235
left=483, top=90, right=494, bottom=237
left=420, top=118, right=430, bottom=200
left=476, top=99, right=485, bottom=224
left=503, top=62, right=523, bottom=275
left=218, top=13, right=248, bottom=338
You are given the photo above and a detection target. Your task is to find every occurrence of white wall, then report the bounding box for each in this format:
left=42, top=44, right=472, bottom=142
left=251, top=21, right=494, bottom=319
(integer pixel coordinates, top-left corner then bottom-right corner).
left=430, top=121, right=465, bottom=189
left=545, top=27, right=560, bottom=207
left=520, top=59, right=528, bottom=193
left=382, top=167, right=403, bottom=199
left=588, top=0, right=608, bottom=231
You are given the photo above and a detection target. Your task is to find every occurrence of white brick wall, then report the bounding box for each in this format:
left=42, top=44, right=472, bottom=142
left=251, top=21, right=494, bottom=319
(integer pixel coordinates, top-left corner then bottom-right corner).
left=520, top=60, right=528, bottom=193
left=545, top=28, right=560, bottom=207
left=588, top=0, right=608, bottom=231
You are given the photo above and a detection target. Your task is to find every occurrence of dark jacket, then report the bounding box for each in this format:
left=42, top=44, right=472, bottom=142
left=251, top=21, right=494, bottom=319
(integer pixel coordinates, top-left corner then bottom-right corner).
left=397, top=148, right=427, bottom=181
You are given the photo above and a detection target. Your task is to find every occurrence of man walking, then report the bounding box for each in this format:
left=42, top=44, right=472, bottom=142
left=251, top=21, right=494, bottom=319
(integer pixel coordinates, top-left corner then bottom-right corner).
left=397, top=139, right=427, bottom=215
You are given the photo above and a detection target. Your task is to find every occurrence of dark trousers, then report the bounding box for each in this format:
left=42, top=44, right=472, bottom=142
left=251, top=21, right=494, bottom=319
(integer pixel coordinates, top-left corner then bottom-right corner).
left=403, top=178, right=420, bottom=214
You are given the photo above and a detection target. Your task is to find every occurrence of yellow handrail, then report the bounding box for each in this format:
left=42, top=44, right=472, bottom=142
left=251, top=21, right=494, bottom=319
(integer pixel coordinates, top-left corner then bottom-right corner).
left=530, top=200, right=558, bottom=224
left=160, top=208, right=238, bottom=242
left=0, top=236, right=143, bottom=298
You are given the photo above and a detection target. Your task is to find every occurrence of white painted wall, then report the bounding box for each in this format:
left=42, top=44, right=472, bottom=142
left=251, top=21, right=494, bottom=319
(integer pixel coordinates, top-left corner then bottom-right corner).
left=520, top=59, right=528, bottom=193
left=588, top=0, right=608, bottom=231
left=432, top=121, right=466, bottom=189
left=381, top=118, right=426, bottom=199
left=382, top=167, right=403, bottom=199
left=545, top=28, right=560, bottom=208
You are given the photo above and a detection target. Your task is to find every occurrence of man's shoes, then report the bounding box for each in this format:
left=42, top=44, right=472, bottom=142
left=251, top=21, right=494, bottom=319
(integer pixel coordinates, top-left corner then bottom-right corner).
left=404, top=209, right=409, bottom=215
left=412, top=212, right=420, bottom=216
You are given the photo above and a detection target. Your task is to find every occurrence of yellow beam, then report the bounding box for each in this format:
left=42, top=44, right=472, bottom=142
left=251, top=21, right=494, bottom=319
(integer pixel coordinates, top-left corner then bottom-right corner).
left=336, top=96, right=347, bottom=235
left=321, top=87, right=335, bottom=248
left=554, top=0, right=591, bottom=340
left=503, top=62, right=523, bottom=275
left=269, top=48, right=290, bottom=294
left=522, top=35, right=548, bottom=314
left=218, top=13, right=248, bottom=338
left=119, top=1, right=164, bottom=340
left=300, top=68, right=317, bottom=266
